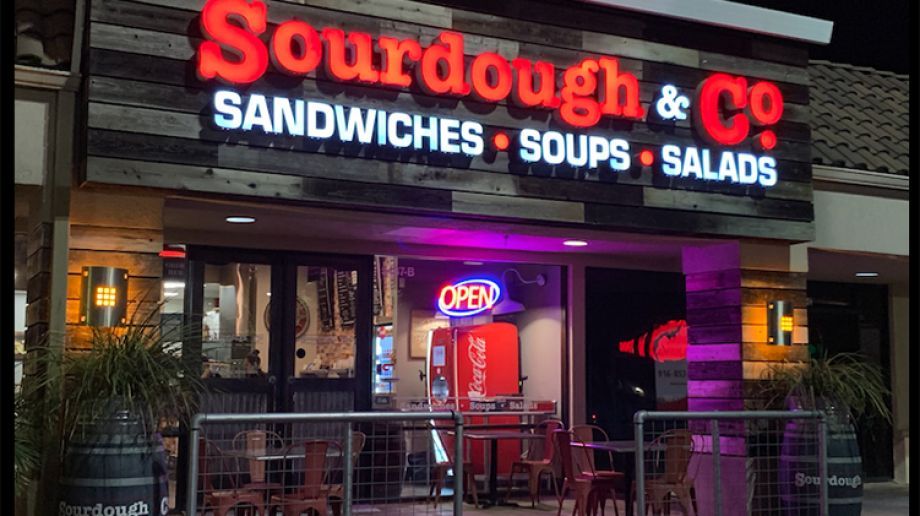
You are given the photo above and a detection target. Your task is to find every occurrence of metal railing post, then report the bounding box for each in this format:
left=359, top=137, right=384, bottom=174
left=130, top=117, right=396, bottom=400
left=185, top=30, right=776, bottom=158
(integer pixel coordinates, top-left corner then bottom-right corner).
left=453, top=412, right=465, bottom=516
left=635, top=411, right=646, bottom=516
left=185, top=415, right=202, bottom=516
left=818, top=415, right=829, bottom=516
left=343, top=421, right=354, bottom=516
left=712, top=419, right=722, bottom=516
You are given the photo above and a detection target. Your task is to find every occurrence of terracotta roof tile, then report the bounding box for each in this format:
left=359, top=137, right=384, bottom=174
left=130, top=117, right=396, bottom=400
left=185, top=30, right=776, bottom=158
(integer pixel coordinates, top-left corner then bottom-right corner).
left=808, top=60, right=909, bottom=176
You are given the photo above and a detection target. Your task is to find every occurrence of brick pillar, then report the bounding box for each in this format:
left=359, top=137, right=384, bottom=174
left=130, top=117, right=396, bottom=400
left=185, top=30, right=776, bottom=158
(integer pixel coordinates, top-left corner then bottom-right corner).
left=683, top=242, right=808, bottom=516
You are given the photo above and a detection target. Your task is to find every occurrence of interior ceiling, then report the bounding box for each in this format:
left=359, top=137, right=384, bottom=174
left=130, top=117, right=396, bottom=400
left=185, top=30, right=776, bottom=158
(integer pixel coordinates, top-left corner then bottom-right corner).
left=807, top=248, right=908, bottom=286
left=162, top=196, right=715, bottom=261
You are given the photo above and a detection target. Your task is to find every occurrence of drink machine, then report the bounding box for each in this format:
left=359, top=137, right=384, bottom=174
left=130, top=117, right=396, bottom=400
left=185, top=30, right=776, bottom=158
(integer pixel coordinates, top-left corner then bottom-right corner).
left=427, top=322, right=521, bottom=476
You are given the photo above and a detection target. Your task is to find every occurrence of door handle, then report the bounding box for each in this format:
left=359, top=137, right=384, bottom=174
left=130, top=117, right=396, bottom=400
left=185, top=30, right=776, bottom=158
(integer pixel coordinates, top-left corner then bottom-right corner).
left=267, top=375, right=277, bottom=385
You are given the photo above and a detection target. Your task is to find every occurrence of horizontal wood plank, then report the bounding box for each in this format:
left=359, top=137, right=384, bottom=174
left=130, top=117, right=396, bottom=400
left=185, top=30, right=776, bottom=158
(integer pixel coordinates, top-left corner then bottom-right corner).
left=85, top=156, right=455, bottom=212
left=70, top=224, right=163, bottom=253
left=585, top=204, right=814, bottom=241
left=68, top=249, right=163, bottom=277
left=451, top=191, right=585, bottom=223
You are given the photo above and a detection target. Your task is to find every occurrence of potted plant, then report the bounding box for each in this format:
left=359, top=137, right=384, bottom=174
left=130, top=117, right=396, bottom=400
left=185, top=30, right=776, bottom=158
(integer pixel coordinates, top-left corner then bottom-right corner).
left=20, top=306, right=205, bottom=516
left=761, top=352, right=891, bottom=515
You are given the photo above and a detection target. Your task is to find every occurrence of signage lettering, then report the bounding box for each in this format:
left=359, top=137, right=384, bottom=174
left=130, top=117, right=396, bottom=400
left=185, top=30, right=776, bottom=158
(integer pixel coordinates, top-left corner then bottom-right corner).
left=197, top=0, right=644, bottom=128
left=197, top=0, right=787, bottom=188
left=437, top=279, right=501, bottom=317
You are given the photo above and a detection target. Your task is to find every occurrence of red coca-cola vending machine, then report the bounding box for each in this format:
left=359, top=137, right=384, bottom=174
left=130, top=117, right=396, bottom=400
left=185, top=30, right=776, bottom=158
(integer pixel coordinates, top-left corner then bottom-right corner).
left=427, top=322, right=521, bottom=476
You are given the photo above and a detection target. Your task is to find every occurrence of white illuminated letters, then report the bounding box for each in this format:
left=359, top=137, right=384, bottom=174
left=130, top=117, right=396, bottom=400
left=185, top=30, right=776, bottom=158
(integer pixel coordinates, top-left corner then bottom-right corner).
left=307, top=101, right=334, bottom=139
left=214, top=90, right=243, bottom=129
left=658, top=145, right=778, bottom=186
left=210, top=90, right=780, bottom=189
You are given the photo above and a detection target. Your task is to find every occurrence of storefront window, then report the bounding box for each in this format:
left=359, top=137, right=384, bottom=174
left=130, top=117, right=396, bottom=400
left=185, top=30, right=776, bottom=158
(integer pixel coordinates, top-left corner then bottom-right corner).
left=377, top=257, right=564, bottom=413
left=293, top=265, right=357, bottom=379
left=199, top=262, right=272, bottom=379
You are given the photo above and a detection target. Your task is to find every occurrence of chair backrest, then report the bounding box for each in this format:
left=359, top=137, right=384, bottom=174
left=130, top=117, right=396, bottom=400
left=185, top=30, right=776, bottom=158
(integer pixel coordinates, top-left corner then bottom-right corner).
left=232, top=429, right=284, bottom=483
left=655, top=429, right=694, bottom=484
left=552, top=429, right=579, bottom=482
left=199, top=437, right=239, bottom=493
left=570, top=424, right=609, bottom=472
left=294, top=440, right=331, bottom=498
left=538, top=419, right=565, bottom=461
left=350, top=431, right=366, bottom=467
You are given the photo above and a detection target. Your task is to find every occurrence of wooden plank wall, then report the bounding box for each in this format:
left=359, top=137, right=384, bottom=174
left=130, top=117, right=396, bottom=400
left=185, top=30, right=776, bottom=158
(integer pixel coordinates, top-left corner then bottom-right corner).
left=65, top=188, right=165, bottom=349
left=82, top=0, right=814, bottom=241
left=686, top=268, right=808, bottom=411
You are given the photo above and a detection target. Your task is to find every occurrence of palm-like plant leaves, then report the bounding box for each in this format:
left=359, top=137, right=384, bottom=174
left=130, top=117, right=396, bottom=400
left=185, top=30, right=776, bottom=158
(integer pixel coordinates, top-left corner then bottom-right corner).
left=761, top=352, right=891, bottom=423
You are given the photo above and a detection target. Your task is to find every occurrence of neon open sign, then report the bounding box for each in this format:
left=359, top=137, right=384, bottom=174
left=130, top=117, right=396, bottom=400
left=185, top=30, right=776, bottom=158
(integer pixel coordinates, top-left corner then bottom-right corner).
left=437, top=279, right=502, bottom=317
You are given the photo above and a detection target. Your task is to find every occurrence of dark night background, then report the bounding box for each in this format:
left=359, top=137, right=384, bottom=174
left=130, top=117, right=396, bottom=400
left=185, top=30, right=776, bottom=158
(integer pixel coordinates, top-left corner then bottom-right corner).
left=742, top=0, right=911, bottom=74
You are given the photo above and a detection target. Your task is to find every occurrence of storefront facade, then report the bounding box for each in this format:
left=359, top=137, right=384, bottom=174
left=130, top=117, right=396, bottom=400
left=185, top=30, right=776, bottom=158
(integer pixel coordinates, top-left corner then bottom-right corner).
left=19, top=0, right=851, bottom=512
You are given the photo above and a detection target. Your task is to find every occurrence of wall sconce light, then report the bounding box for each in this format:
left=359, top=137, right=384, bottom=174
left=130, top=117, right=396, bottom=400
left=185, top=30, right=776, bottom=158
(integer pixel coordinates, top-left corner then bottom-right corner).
left=80, top=266, right=128, bottom=326
left=767, top=300, right=793, bottom=345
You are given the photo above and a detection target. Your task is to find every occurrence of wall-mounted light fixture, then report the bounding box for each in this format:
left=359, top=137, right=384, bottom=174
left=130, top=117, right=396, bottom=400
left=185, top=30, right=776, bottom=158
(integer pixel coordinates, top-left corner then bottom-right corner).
left=766, top=300, right=793, bottom=345
left=80, top=266, right=128, bottom=327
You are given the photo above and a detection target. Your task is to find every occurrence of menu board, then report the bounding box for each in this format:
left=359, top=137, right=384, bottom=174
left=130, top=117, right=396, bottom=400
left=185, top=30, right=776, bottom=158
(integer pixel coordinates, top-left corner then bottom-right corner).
left=335, top=270, right=357, bottom=327
left=317, top=268, right=334, bottom=332
left=373, top=257, right=383, bottom=317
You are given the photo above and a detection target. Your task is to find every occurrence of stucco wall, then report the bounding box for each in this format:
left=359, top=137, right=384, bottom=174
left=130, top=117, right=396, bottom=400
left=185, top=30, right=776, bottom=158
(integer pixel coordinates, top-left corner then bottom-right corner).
left=808, top=189, right=908, bottom=256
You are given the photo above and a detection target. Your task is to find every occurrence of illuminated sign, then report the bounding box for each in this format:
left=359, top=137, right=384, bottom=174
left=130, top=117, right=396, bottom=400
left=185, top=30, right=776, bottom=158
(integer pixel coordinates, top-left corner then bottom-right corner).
left=437, top=279, right=502, bottom=317
left=196, top=0, right=787, bottom=187
left=618, top=320, right=688, bottom=363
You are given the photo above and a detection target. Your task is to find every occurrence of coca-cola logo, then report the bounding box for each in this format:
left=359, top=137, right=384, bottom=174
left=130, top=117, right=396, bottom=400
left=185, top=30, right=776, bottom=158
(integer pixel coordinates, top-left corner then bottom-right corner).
left=467, top=335, right=487, bottom=398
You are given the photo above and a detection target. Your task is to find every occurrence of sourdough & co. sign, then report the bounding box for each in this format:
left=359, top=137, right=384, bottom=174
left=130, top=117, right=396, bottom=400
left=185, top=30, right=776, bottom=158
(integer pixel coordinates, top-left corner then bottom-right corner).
left=83, top=0, right=815, bottom=240
left=198, top=0, right=785, bottom=187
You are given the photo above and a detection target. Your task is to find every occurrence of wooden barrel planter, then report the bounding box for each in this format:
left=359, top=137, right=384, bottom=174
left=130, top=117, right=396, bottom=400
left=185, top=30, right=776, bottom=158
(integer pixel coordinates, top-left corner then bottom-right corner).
left=59, top=411, right=169, bottom=516
left=778, top=419, right=863, bottom=516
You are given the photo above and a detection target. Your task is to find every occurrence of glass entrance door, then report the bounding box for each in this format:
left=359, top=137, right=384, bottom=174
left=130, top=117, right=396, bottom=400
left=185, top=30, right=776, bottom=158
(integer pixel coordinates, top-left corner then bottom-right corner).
left=185, top=247, right=373, bottom=415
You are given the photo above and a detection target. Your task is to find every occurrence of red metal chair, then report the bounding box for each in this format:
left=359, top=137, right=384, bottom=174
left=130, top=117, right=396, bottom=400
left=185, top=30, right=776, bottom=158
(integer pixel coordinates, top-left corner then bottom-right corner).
left=324, top=431, right=366, bottom=516
left=270, top=440, right=332, bottom=516
left=506, top=418, right=564, bottom=506
left=644, top=429, right=697, bottom=516
left=198, top=437, right=267, bottom=516
left=429, top=428, right=479, bottom=508
left=571, top=425, right=627, bottom=511
left=555, top=429, right=621, bottom=516
left=232, top=430, right=285, bottom=507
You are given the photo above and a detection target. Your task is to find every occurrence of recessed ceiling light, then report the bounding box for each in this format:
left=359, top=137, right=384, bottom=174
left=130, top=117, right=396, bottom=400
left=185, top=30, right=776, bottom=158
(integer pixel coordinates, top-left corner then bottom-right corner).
left=163, top=291, right=179, bottom=298
left=855, top=272, right=879, bottom=278
left=163, top=281, right=185, bottom=289
left=563, top=240, right=588, bottom=247
left=225, top=216, right=256, bottom=224
left=463, top=261, right=484, bottom=266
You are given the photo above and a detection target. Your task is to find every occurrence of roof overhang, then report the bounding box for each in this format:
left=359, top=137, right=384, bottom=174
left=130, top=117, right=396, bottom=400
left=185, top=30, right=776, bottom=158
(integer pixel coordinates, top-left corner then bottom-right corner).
left=580, top=0, right=834, bottom=44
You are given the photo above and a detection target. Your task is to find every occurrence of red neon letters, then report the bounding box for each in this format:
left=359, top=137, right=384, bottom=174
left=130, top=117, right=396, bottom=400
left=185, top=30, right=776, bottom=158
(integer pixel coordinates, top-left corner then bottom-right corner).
left=198, top=0, right=268, bottom=84
left=197, top=0, right=781, bottom=140
left=270, top=21, right=321, bottom=75
left=695, top=73, right=784, bottom=146
left=437, top=279, right=501, bottom=317
left=196, top=0, right=644, bottom=128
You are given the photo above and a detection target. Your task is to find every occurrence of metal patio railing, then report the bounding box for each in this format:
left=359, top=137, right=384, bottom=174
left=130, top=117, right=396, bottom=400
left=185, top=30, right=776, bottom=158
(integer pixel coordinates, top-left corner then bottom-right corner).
left=634, top=411, right=829, bottom=516
left=186, top=411, right=465, bottom=516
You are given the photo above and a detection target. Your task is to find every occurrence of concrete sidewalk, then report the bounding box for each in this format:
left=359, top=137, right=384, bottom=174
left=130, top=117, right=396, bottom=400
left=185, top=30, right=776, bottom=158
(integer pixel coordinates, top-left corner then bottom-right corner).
left=862, top=481, right=910, bottom=516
